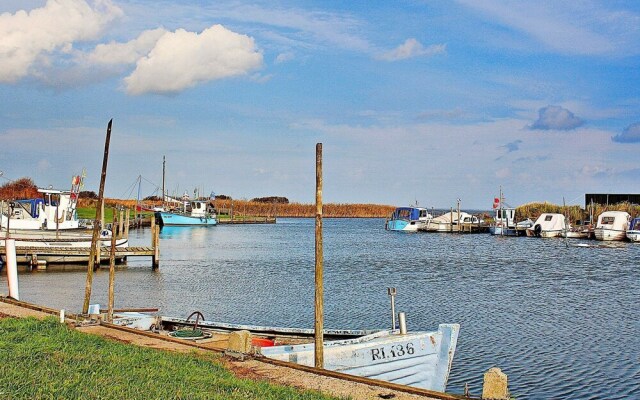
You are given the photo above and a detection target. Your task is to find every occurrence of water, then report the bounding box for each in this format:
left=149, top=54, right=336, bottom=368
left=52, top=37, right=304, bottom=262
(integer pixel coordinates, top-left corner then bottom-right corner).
left=4, top=218, right=639, bottom=399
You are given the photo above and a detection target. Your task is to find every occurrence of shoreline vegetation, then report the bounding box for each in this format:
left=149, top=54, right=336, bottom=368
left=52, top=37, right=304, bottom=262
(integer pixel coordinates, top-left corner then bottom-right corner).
left=0, top=316, right=339, bottom=400
left=1, top=177, right=638, bottom=221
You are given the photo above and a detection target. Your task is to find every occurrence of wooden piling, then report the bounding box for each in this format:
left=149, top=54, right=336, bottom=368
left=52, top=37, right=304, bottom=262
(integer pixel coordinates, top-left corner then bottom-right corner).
left=124, top=208, right=130, bottom=239
left=152, top=223, right=160, bottom=270
left=107, top=210, right=117, bottom=323
left=83, top=119, right=112, bottom=315
left=314, top=143, right=324, bottom=369
left=118, top=209, right=124, bottom=239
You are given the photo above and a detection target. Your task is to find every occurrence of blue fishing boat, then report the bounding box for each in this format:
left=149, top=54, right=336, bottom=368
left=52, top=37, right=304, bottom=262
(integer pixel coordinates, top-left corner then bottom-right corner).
left=385, top=206, right=432, bottom=232
left=156, top=200, right=217, bottom=226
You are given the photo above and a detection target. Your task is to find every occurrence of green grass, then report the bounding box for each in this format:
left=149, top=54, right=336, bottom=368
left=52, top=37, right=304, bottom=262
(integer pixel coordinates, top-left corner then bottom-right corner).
left=76, top=207, right=152, bottom=222
left=0, top=317, right=343, bottom=400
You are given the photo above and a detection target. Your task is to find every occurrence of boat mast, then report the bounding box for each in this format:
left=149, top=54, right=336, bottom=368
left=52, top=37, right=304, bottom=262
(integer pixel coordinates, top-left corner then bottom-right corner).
left=499, top=186, right=503, bottom=236
left=162, top=156, right=166, bottom=210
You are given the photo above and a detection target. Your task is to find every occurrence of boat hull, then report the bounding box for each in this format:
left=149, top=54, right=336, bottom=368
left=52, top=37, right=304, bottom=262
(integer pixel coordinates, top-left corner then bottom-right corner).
left=594, top=228, right=626, bottom=241
left=157, top=212, right=217, bottom=226
left=489, top=226, right=519, bottom=236
left=386, top=219, right=422, bottom=232
left=626, top=230, right=640, bottom=242
left=260, top=324, right=459, bottom=392
left=526, top=229, right=563, bottom=238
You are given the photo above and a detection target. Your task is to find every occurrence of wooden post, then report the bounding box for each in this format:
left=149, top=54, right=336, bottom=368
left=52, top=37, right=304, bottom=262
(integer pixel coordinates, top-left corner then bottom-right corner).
left=152, top=224, right=160, bottom=269
left=124, top=208, right=130, bottom=239
left=314, top=143, right=324, bottom=368
left=107, top=210, right=117, bottom=323
left=101, top=201, right=105, bottom=234
left=450, top=207, right=453, bottom=233
left=118, top=209, right=124, bottom=239
left=83, top=119, right=112, bottom=315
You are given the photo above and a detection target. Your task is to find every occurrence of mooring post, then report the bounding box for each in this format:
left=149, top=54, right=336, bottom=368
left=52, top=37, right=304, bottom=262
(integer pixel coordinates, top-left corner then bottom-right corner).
left=152, top=224, right=160, bottom=270
left=5, top=238, right=19, bottom=300
left=83, top=119, right=112, bottom=315
left=314, top=143, right=324, bottom=369
left=118, top=208, right=124, bottom=239
left=124, top=208, right=130, bottom=239
left=107, top=210, right=117, bottom=323
left=482, top=367, right=509, bottom=400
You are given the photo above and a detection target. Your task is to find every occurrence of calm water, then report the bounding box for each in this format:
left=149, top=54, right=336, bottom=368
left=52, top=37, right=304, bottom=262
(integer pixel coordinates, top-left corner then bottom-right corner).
left=4, top=218, right=639, bottom=399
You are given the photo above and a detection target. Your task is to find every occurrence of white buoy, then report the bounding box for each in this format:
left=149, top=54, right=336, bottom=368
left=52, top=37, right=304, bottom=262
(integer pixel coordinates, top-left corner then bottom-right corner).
left=5, top=238, right=19, bottom=300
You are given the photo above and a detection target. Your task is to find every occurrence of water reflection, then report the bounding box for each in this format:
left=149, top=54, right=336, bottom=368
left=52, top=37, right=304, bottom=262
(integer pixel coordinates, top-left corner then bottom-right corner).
left=5, top=218, right=639, bottom=399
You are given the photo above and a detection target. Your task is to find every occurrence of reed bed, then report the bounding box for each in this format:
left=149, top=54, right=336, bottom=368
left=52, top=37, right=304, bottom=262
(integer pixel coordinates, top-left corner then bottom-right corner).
left=516, top=201, right=640, bottom=223
left=0, top=317, right=339, bottom=400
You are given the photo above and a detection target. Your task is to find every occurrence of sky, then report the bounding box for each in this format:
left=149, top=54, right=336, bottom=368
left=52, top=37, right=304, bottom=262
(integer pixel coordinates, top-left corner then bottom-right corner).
left=1, top=0, right=639, bottom=209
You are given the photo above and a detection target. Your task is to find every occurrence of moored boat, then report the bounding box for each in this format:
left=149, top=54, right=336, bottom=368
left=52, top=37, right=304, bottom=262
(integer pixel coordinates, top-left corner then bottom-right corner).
left=626, top=218, right=640, bottom=242
left=422, top=211, right=481, bottom=232
left=156, top=200, right=217, bottom=226
left=385, top=206, right=432, bottom=232
left=526, top=213, right=566, bottom=238
left=0, top=174, right=84, bottom=232
left=114, top=313, right=459, bottom=393
left=488, top=191, right=531, bottom=236
left=594, top=211, right=631, bottom=241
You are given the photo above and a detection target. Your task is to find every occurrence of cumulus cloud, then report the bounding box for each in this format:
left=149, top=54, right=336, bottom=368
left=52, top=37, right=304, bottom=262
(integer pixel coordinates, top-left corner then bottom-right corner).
left=124, top=25, right=263, bottom=95
left=84, top=28, right=167, bottom=66
left=0, top=0, right=122, bottom=83
left=612, top=122, right=640, bottom=143
left=378, top=39, right=446, bottom=61
left=529, top=105, right=583, bottom=130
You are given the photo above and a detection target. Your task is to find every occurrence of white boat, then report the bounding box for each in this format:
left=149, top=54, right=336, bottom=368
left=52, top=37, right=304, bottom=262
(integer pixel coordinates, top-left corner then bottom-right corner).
left=115, top=314, right=459, bottom=393
left=422, top=211, right=480, bottom=232
left=594, top=211, right=630, bottom=241
left=385, top=206, right=433, bottom=232
left=0, top=174, right=84, bottom=232
left=626, top=218, right=640, bottom=242
left=526, top=213, right=566, bottom=238
left=261, top=324, right=459, bottom=392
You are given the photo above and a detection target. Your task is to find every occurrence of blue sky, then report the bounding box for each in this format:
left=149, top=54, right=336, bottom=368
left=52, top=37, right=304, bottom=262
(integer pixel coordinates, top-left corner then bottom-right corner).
left=1, top=0, right=639, bottom=209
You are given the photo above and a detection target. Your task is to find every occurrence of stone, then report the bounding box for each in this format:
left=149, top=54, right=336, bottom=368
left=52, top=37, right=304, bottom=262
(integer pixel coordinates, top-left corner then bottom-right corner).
left=227, top=330, right=252, bottom=354
left=482, top=367, right=509, bottom=399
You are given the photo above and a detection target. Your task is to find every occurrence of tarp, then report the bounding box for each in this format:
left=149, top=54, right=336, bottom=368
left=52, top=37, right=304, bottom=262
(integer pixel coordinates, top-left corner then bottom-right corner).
left=531, top=213, right=566, bottom=231
left=596, top=211, right=631, bottom=231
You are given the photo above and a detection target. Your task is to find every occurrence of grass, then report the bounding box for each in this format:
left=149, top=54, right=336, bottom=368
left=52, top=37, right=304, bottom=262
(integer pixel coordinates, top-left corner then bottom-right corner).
left=0, top=317, right=343, bottom=400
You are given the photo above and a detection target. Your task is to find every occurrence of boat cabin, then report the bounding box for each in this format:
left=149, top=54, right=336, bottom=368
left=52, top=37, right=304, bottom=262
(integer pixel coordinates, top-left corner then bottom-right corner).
left=391, top=207, right=431, bottom=222
left=596, top=211, right=631, bottom=231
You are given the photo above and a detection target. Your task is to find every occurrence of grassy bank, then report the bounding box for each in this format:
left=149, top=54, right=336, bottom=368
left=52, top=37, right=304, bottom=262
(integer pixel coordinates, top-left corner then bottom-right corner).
left=0, top=317, right=340, bottom=400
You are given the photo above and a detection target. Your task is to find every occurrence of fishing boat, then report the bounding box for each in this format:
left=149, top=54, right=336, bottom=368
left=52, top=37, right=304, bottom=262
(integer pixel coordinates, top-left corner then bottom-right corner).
left=113, top=313, right=459, bottom=393
left=488, top=191, right=532, bottom=236
left=0, top=175, right=84, bottom=232
left=385, top=206, right=433, bottom=232
left=626, top=218, right=640, bottom=242
left=594, top=211, right=630, bottom=241
left=155, top=199, right=217, bottom=226
left=525, top=213, right=566, bottom=238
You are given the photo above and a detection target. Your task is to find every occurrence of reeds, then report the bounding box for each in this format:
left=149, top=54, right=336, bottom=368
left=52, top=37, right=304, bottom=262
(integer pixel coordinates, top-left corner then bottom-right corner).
left=516, top=201, right=640, bottom=224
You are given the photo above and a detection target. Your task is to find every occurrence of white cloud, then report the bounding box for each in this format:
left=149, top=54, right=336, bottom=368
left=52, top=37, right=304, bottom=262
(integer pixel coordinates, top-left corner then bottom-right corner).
left=84, top=28, right=167, bottom=66
left=124, top=25, right=263, bottom=95
left=529, top=105, right=583, bottom=130
left=0, top=0, right=123, bottom=83
left=378, top=39, right=446, bottom=61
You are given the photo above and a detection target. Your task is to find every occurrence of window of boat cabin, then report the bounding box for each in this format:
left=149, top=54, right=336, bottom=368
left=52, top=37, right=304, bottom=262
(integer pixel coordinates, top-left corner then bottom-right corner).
left=545, top=215, right=553, bottom=221
left=601, top=216, right=615, bottom=225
